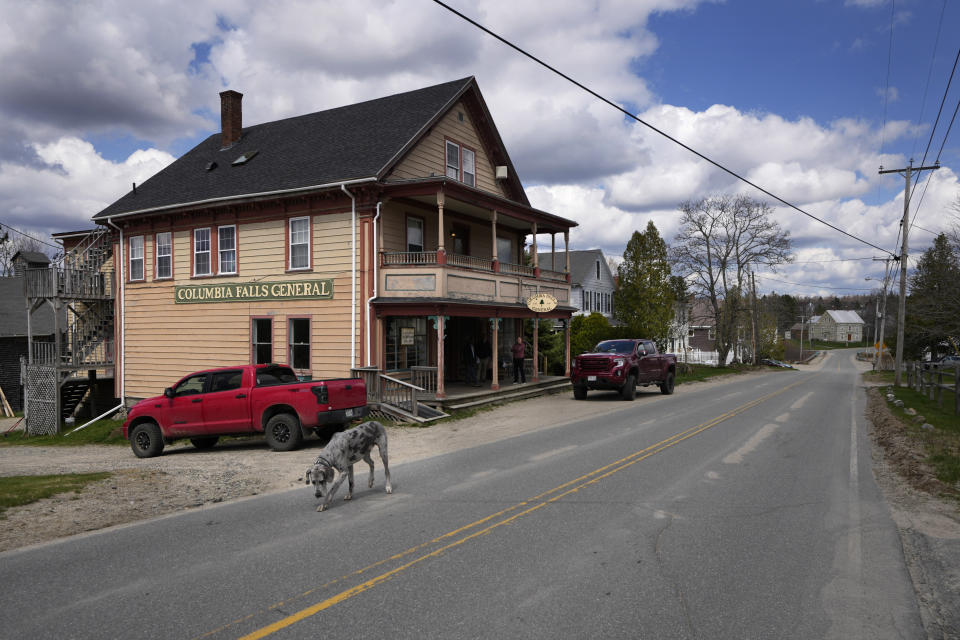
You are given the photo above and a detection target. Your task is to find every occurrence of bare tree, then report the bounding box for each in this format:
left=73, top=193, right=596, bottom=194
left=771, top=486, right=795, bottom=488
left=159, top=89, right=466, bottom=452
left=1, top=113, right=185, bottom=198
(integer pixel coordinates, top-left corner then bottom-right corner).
left=0, top=227, right=50, bottom=277
left=671, top=195, right=792, bottom=365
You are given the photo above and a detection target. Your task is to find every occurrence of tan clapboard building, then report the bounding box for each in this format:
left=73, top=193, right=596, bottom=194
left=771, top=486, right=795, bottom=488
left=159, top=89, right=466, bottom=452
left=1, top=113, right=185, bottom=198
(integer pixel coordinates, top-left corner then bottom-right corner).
left=90, top=77, right=577, bottom=404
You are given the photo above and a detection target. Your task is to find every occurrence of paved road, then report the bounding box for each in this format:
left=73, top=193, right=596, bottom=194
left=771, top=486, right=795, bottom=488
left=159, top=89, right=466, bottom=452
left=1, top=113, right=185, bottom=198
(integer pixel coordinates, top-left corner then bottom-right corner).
left=0, top=351, right=923, bottom=639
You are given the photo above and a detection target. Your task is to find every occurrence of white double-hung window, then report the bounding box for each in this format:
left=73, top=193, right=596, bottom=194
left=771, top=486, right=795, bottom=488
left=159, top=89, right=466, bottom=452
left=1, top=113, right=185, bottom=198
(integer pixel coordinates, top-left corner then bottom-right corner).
left=289, top=217, right=310, bottom=270
left=445, top=140, right=476, bottom=187
left=194, top=228, right=211, bottom=276
left=155, top=232, right=172, bottom=279
left=129, top=236, right=144, bottom=281
left=218, top=225, right=236, bottom=274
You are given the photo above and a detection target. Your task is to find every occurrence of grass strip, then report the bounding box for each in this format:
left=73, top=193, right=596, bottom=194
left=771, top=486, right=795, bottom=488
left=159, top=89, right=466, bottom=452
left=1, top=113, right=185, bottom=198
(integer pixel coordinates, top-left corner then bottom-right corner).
left=0, top=419, right=126, bottom=447
left=0, top=473, right=112, bottom=517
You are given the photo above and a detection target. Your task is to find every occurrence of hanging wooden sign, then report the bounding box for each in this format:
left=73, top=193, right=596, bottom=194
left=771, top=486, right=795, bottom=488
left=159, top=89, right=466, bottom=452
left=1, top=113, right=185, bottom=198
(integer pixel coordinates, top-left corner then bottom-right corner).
left=526, top=293, right=557, bottom=313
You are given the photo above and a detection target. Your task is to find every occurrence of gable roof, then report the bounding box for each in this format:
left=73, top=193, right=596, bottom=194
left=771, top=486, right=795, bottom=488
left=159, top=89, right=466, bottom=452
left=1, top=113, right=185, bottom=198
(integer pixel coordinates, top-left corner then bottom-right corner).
left=12, top=251, right=50, bottom=266
left=94, top=77, right=528, bottom=220
left=824, top=310, right=864, bottom=324
left=537, top=249, right=614, bottom=284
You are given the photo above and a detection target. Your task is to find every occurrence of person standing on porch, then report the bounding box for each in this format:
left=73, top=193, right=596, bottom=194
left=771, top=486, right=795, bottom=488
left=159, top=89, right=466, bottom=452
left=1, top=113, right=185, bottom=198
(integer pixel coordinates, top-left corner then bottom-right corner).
left=512, top=336, right=526, bottom=384
left=477, top=335, right=491, bottom=384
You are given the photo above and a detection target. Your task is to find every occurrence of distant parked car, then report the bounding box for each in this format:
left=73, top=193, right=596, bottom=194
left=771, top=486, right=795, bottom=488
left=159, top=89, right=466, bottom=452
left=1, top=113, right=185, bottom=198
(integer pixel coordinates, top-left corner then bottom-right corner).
left=939, top=355, right=960, bottom=364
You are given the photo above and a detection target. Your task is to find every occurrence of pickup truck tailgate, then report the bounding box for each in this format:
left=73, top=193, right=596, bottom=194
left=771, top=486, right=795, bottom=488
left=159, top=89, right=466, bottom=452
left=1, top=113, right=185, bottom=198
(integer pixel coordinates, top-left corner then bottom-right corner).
left=311, top=378, right=367, bottom=410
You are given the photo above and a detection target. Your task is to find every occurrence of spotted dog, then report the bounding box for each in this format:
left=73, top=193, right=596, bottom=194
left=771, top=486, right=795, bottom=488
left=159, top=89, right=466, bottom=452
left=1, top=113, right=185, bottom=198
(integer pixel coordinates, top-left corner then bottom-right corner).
left=304, top=421, right=392, bottom=511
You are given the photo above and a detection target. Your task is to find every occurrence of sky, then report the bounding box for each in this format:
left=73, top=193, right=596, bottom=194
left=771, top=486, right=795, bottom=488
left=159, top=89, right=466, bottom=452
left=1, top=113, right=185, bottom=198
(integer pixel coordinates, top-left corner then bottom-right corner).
left=1, top=0, right=958, bottom=298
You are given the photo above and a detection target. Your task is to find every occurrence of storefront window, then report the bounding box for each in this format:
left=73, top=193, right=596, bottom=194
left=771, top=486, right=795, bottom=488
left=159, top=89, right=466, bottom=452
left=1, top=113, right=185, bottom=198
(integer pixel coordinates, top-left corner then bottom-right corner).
left=252, top=318, right=272, bottom=364
left=385, top=317, right=427, bottom=370
left=288, top=318, right=310, bottom=370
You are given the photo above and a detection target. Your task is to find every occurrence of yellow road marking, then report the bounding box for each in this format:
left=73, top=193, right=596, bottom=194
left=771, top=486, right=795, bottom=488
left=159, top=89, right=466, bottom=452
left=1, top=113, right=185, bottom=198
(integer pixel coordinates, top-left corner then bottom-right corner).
left=227, top=377, right=807, bottom=640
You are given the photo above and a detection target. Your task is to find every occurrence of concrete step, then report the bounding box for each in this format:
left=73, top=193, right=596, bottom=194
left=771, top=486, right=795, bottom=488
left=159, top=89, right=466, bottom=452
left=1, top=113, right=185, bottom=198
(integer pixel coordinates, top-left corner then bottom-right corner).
left=443, top=380, right=571, bottom=411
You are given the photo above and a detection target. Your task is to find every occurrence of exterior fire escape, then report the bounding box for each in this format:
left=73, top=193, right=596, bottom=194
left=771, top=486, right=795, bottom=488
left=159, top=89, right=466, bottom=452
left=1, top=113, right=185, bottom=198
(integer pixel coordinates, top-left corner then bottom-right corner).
left=23, top=228, right=115, bottom=435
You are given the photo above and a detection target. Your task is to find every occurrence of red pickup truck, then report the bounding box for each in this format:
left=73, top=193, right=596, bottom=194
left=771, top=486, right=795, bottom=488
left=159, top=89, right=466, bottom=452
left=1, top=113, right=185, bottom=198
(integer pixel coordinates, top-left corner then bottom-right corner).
left=122, top=364, right=368, bottom=458
left=571, top=339, right=677, bottom=400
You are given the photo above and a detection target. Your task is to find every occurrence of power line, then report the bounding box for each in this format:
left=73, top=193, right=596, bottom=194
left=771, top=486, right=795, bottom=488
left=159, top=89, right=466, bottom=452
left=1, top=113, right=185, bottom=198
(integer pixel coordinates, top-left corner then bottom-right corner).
left=0, top=221, right=61, bottom=251
left=430, top=0, right=895, bottom=258
left=909, top=0, right=946, bottom=159
left=880, top=0, right=896, bottom=160
left=758, top=275, right=874, bottom=292
left=790, top=256, right=884, bottom=264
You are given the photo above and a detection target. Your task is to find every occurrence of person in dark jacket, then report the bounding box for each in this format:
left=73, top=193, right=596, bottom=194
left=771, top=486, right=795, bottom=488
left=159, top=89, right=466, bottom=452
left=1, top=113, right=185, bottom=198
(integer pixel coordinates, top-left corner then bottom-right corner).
left=511, top=336, right=526, bottom=384
left=477, top=335, right=492, bottom=384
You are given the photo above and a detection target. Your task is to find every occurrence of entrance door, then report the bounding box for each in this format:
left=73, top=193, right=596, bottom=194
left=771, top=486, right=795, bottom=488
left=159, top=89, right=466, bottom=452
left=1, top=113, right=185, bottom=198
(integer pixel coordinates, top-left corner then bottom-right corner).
left=444, top=317, right=485, bottom=383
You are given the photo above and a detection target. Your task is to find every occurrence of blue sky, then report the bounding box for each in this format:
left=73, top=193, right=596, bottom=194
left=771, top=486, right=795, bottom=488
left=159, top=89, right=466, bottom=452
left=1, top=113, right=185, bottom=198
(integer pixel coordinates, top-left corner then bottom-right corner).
left=0, top=0, right=957, bottom=296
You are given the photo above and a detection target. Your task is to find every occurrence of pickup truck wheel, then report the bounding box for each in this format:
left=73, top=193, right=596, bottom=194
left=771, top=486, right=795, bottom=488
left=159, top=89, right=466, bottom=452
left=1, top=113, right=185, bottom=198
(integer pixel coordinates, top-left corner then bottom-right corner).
left=573, top=384, right=587, bottom=400
left=265, top=413, right=303, bottom=452
left=130, top=422, right=164, bottom=458
left=190, top=436, right=219, bottom=450
left=660, top=372, right=675, bottom=395
left=620, top=375, right=636, bottom=401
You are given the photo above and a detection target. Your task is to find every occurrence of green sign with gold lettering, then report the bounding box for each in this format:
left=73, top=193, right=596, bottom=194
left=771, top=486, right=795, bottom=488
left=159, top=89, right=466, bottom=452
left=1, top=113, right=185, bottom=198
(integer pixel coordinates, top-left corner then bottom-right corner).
left=174, top=280, right=333, bottom=304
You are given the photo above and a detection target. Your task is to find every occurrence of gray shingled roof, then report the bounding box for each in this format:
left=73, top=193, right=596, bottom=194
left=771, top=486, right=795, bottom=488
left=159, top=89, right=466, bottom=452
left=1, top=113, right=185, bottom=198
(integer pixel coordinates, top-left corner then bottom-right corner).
left=0, top=277, right=59, bottom=337
left=12, top=251, right=50, bottom=265
left=537, top=249, right=611, bottom=284
left=94, top=77, right=480, bottom=219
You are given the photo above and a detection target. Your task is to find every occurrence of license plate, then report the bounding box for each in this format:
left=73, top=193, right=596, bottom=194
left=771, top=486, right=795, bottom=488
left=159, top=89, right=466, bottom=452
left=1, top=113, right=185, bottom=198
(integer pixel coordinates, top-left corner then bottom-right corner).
left=587, top=376, right=597, bottom=382
left=345, top=408, right=354, bottom=417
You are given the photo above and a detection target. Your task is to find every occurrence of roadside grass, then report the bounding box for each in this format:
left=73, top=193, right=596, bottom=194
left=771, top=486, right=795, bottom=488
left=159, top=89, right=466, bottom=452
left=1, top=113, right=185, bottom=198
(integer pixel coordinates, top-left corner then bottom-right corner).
left=0, top=419, right=126, bottom=447
left=0, top=472, right=112, bottom=518
left=676, top=363, right=794, bottom=385
left=871, top=377, right=960, bottom=488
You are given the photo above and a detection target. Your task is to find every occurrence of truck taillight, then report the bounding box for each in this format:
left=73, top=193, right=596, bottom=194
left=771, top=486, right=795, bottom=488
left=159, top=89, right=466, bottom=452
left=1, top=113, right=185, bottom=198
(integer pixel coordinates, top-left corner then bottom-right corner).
left=311, top=385, right=329, bottom=404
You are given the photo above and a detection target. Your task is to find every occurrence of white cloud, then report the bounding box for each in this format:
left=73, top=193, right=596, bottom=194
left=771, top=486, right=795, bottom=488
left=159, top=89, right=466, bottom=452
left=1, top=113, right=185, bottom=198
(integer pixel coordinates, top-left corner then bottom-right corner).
left=0, top=138, right=175, bottom=236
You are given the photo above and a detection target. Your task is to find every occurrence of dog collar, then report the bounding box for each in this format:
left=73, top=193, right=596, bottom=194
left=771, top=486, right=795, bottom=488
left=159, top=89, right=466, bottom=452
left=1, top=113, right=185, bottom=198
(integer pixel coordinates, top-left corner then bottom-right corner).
left=314, top=455, right=333, bottom=468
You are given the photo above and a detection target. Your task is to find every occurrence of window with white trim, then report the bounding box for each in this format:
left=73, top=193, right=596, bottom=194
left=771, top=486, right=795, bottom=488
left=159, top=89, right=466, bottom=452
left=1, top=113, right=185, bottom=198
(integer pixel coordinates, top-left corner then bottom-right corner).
left=288, top=318, right=311, bottom=370
left=155, top=232, right=172, bottom=279
left=129, top=236, right=144, bottom=281
left=406, top=217, right=424, bottom=252
left=462, top=147, right=475, bottom=187
left=194, top=228, right=211, bottom=276
left=289, top=217, right=310, bottom=270
left=218, top=225, right=236, bottom=274
left=445, top=140, right=460, bottom=180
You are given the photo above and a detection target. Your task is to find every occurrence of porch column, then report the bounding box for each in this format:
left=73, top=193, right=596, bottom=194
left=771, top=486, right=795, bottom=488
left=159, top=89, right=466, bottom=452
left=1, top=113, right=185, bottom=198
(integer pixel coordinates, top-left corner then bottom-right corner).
left=435, top=315, right=446, bottom=400
left=564, top=319, right=571, bottom=376
left=532, top=318, right=539, bottom=382
left=491, top=210, right=498, bottom=272
left=531, top=222, right=539, bottom=278
left=564, top=231, right=571, bottom=283
left=437, top=191, right=446, bottom=265
left=490, top=318, right=500, bottom=391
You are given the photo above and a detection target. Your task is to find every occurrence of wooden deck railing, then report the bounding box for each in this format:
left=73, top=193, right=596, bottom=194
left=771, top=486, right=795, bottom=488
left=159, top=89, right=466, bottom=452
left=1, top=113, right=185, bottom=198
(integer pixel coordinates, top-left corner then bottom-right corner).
left=906, top=361, right=960, bottom=414
left=498, top=261, right=535, bottom=277
left=25, top=268, right=113, bottom=299
left=410, top=366, right=437, bottom=392
left=446, top=253, right=493, bottom=271
left=381, top=251, right=437, bottom=266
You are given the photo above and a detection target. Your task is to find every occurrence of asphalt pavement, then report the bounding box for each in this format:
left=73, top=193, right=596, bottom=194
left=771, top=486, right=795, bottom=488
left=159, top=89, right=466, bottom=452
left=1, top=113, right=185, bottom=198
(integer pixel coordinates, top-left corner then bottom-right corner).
left=0, top=352, right=930, bottom=638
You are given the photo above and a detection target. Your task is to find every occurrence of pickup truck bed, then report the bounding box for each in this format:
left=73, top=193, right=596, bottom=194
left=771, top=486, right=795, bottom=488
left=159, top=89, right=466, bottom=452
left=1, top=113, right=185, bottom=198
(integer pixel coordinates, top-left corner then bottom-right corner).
left=122, top=364, right=368, bottom=457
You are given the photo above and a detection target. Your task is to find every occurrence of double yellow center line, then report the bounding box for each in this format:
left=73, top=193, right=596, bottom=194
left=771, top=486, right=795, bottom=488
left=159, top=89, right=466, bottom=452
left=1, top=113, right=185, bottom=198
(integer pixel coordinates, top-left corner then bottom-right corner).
left=229, top=376, right=807, bottom=640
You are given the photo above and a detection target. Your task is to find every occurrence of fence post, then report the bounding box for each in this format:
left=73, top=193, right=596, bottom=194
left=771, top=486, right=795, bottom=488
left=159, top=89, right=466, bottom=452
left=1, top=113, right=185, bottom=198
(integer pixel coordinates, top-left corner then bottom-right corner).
left=955, top=363, right=960, bottom=415
left=906, top=362, right=912, bottom=388
left=936, top=368, right=943, bottom=408
left=929, top=368, right=936, bottom=401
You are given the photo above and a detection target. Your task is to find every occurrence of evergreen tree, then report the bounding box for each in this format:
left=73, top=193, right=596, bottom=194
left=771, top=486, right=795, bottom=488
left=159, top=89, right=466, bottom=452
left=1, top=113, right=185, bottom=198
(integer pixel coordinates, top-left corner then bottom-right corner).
left=614, top=221, right=674, bottom=349
left=906, top=233, right=960, bottom=358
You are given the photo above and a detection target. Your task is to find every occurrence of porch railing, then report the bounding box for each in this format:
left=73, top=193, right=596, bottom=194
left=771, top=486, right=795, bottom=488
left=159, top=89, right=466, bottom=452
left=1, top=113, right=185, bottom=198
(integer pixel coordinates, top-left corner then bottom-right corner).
left=410, top=366, right=438, bottom=392
left=382, top=251, right=437, bottom=266
left=350, top=367, right=381, bottom=404
left=29, top=339, right=115, bottom=368
left=499, top=261, right=535, bottom=277
left=25, top=268, right=113, bottom=299
left=380, top=374, right=422, bottom=417
left=446, top=253, right=493, bottom=271
left=539, top=268, right=567, bottom=282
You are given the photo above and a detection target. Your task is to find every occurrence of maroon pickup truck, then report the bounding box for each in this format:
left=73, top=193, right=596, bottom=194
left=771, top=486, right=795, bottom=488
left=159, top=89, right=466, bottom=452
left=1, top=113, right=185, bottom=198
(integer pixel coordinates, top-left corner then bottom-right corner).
left=122, top=364, right=368, bottom=458
left=571, top=339, right=676, bottom=400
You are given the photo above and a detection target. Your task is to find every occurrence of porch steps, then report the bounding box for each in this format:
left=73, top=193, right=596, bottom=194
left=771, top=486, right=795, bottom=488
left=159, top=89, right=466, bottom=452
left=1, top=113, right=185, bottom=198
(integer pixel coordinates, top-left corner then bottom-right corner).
left=375, top=401, right=448, bottom=425
left=439, top=379, right=571, bottom=412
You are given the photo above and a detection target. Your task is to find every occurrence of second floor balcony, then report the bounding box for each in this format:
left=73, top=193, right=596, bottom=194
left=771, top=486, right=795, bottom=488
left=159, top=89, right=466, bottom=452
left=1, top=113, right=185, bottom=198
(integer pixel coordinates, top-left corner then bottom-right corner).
left=379, top=250, right=571, bottom=307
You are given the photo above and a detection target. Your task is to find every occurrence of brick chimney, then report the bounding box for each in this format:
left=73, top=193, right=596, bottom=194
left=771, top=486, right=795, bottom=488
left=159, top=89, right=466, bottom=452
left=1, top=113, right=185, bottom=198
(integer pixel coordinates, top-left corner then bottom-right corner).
left=219, top=90, right=243, bottom=148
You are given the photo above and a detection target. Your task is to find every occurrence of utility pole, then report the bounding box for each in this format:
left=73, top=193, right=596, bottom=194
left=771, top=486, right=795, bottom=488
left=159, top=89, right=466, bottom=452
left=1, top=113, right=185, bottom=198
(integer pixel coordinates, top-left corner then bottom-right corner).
left=872, top=258, right=892, bottom=371
left=750, top=272, right=758, bottom=365
left=797, top=313, right=806, bottom=362
left=879, top=160, right=939, bottom=385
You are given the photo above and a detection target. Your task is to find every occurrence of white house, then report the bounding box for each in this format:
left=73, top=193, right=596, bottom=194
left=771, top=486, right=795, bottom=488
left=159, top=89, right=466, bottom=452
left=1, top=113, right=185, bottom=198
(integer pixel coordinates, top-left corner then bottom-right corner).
left=538, top=249, right=616, bottom=321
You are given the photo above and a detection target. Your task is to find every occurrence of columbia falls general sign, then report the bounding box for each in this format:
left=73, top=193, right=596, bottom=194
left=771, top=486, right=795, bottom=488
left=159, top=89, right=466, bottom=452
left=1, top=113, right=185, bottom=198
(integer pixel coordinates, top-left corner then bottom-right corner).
left=174, top=279, right=333, bottom=304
